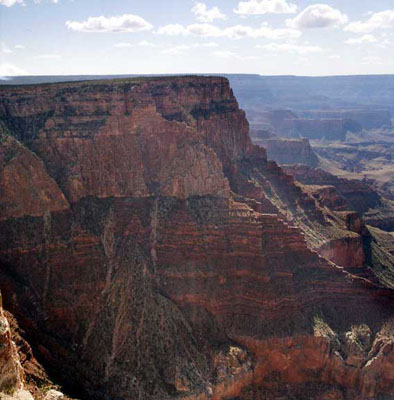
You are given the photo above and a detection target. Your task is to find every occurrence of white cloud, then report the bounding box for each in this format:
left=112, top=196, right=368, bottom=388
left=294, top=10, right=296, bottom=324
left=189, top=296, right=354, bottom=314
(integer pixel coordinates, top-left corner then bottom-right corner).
left=345, top=34, right=377, bottom=45
left=212, top=50, right=260, bottom=60
left=14, top=44, right=25, bottom=49
left=187, top=23, right=223, bottom=36
left=192, top=2, right=226, bottom=22
left=361, top=56, right=383, bottom=65
left=0, top=0, right=23, bottom=6
left=286, top=4, right=348, bottom=29
left=329, top=54, right=340, bottom=59
left=114, top=42, right=133, bottom=48
left=138, top=40, right=156, bottom=47
left=161, top=45, right=190, bottom=56
left=194, top=41, right=218, bottom=48
left=66, top=14, right=153, bottom=33
left=114, top=40, right=157, bottom=48
left=156, top=23, right=221, bottom=36
left=234, top=0, right=297, bottom=15
left=0, top=63, right=26, bottom=77
left=223, top=24, right=300, bottom=39
left=213, top=50, right=238, bottom=58
left=1, top=0, right=58, bottom=5
left=160, top=42, right=219, bottom=56
left=157, top=22, right=300, bottom=40
left=156, top=24, right=186, bottom=36
left=378, top=37, right=391, bottom=48
left=1, top=43, right=13, bottom=54
left=34, top=54, right=62, bottom=59
left=345, top=9, right=394, bottom=33
left=256, top=42, right=323, bottom=55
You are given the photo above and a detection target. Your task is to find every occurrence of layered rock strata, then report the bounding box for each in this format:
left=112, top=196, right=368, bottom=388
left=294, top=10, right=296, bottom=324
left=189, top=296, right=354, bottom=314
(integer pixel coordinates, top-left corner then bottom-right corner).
left=0, top=77, right=393, bottom=400
left=250, top=130, right=318, bottom=167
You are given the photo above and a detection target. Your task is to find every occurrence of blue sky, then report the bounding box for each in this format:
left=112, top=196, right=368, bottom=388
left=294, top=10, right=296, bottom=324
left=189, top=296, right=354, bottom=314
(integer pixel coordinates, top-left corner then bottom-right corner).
left=1, top=0, right=393, bottom=76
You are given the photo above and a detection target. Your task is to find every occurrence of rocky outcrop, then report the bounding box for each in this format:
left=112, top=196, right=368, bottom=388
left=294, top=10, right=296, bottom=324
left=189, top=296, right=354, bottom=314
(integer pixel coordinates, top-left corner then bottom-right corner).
left=0, top=127, right=69, bottom=220
left=364, top=226, right=394, bottom=289
left=284, top=164, right=381, bottom=214
left=0, top=77, right=393, bottom=400
left=251, top=131, right=319, bottom=167
left=318, top=235, right=366, bottom=269
left=0, top=291, right=26, bottom=397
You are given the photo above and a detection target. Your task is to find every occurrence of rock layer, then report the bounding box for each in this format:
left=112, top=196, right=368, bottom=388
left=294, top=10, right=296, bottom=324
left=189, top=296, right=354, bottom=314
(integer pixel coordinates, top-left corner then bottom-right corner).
left=250, top=131, right=318, bottom=167
left=0, top=77, right=393, bottom=400
left=0, top=292, right=24, bottom=396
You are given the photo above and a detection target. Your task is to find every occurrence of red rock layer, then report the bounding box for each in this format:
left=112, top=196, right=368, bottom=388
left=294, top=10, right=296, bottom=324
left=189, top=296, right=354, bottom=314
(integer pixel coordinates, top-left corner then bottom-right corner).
left=0, top=133, right=69, bottom=220
left=0, top=78, right=234, bottom=203
left=0, top=77, right=393, bottom=400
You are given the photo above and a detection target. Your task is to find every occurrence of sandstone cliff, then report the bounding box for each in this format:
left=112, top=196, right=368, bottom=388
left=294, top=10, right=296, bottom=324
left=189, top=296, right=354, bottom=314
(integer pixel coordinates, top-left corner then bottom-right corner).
left=0, top=77, right=393, bottom=400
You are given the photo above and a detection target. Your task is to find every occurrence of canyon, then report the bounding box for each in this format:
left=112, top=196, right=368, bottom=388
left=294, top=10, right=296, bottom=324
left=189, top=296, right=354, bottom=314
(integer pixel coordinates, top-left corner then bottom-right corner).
left=0, top=76, right=393, bottom=400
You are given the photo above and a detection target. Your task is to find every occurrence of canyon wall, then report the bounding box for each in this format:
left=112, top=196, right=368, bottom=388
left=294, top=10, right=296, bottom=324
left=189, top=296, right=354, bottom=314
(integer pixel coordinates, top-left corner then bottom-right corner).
left=301, top=110, right=392, bottom=130
left=0, top=77, right=393, bottom=400
left=246, top=109, right=361, bottom=141
left=274, top=118, right=358, bottom=141
left=284, top=164, right=381, bottom=214
left=250, top=131, right=318, bottom=167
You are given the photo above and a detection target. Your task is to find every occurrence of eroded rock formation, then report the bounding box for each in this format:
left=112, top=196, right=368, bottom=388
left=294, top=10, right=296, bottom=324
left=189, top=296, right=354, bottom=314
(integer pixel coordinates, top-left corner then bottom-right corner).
left=0, top=77, right=393, bottom=400
left=250, top=130, right=318, bottom=167
left=0, top=292, right=25, bottom=396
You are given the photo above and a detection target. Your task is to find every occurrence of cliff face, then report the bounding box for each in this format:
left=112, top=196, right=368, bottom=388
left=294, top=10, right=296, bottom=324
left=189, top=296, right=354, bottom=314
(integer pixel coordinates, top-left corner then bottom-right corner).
left=250, top=132, right=318, bottom=167
left=276, top=118, right=357, bottom=141
left=0, top=77, right=393, bottom=400
left=284, top=164, right=381, bottom=214
left=246, top=109, right=361, bottom=141
left=0, top=77, right=236, bottom=203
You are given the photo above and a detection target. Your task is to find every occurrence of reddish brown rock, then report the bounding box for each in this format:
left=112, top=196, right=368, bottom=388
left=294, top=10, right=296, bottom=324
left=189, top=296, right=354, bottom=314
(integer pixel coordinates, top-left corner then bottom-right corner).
left=284, top=164, right=381, bottom=214
left=0, top=291, right=24, bottom=394
left=318, top=235, right=366, bottom=268
left=0, top=77, right=393, bottom=400
left=0, top=133, right=69, bottom=220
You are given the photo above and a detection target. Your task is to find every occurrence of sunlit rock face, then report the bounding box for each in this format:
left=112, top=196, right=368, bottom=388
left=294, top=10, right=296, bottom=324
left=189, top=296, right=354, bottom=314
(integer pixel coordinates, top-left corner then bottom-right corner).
left=0, top=292, right=24, bottom=395
left=0, top=77, right=393, bottom=400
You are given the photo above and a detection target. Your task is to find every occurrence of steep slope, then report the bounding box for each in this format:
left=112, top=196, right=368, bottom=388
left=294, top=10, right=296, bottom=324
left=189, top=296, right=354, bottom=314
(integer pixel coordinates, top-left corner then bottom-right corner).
left=0, top=291, right=25, bottom=397
left=0, top=290, right=68, bottom=400
left=0, top=77, right=393, bottom=400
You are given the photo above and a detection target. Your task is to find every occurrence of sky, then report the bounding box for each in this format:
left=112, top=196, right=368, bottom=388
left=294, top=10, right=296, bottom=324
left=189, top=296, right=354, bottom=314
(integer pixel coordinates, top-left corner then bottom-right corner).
left=0, top=0, right=394, bottom=77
